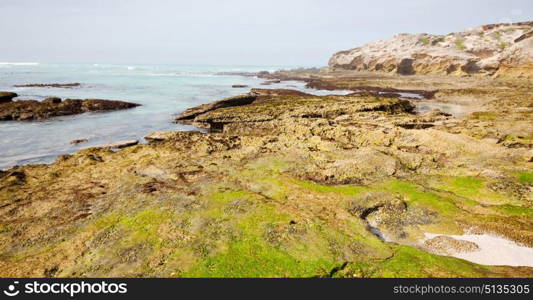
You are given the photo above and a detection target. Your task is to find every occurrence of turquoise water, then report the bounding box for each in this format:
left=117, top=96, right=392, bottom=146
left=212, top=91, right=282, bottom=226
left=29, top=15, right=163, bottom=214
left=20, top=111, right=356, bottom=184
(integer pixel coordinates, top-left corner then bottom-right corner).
left=0, top=63, right=339, bottom=169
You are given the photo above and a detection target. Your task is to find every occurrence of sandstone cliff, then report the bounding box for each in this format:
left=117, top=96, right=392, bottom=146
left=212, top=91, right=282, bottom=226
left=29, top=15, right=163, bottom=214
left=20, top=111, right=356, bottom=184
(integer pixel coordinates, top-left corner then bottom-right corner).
left=329, top=22, right=533, bottom=77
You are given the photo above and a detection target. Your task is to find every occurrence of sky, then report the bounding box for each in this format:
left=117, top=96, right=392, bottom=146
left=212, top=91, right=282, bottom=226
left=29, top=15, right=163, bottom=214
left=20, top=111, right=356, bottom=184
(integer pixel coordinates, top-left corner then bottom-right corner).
left=0, top=0, right=531, bottom=66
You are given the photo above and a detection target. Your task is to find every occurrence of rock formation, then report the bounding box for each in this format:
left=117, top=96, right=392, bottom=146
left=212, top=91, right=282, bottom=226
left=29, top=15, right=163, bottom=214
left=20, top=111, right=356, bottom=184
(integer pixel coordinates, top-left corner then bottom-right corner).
left=329, top=21, right=533, bottom=77
left=0, top=97, right=140, bottom=121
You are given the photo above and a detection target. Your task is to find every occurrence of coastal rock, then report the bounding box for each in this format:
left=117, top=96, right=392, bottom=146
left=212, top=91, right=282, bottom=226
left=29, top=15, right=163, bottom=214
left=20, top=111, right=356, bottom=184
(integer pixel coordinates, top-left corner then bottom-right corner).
left=231, top=84, right=248, bottom=88
left=70, top=138, right=88, bottom=145
left=424, top=236, right=480, bottom=255
left=0, top=91, right=17, bottom=103
left=260, top=79, right=281, bottom=85
left=0, top=98, right=140, bottom=121
left=13, top=83, right=81, bottom=88
left=329, top=22, right=533, bottom=77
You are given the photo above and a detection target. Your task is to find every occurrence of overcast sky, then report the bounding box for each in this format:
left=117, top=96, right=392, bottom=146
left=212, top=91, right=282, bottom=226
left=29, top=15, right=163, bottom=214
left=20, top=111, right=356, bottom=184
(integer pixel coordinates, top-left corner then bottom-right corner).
left=0, top=0, right=531, bottom=66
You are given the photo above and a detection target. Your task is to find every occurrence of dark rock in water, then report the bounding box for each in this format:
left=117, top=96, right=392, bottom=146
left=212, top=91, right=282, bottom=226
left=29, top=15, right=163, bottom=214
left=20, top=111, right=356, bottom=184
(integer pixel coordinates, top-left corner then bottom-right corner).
left=0, top=98, right=140, bottom=121
left=231, top=84, right=248, bottom=88
left=250, top=88, right=311, bottom=97
left=0, top=91, right=17, bottom=103
left=102, top=139, right=139, bottom=149
left=42, top=97, right=62, bottom=104
left=13, top=83, right=81, bottom=88
left=70, top=138, right=89, bottom=145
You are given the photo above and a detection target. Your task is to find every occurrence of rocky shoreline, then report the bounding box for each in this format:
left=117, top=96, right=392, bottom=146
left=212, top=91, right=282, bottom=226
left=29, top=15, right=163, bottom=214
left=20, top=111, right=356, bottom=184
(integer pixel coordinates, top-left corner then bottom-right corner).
left=0, top=70, right=531, bottom=277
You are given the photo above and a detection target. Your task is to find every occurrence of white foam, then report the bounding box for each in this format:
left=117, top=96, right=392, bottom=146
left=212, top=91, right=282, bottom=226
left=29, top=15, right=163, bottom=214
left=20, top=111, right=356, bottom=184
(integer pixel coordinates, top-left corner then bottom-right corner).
left=423, top=233, right=533, bottom=267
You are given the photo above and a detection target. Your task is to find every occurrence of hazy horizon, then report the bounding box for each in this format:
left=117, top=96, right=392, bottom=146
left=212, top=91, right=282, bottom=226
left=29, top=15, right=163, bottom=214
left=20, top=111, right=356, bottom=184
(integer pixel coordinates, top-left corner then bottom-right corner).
left=1, top=0, right=532, bottom=66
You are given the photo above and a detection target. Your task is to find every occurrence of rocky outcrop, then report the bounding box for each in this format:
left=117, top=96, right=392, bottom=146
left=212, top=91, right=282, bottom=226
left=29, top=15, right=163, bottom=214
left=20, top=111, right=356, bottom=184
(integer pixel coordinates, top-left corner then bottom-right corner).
left=1, top=77, right=532, bottom=278
left=329, top=22, right=533, bottom=77
left=0, top=91, right=17, bottom=103
left=0, top=97, right=140, bottom=121
left=13, top=83, right=81, bottom=88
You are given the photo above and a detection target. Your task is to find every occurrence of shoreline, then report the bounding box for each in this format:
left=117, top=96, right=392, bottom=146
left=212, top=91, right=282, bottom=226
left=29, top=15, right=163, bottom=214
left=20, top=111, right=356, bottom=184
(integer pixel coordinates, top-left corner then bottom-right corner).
left=1, top=70, right=531, bottom=277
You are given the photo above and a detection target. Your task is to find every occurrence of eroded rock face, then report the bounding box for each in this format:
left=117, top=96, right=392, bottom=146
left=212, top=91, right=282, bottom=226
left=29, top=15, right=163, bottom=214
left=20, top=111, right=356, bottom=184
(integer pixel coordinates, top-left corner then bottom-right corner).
left=0, top=97, right=140, bottom=121
left=329, top=22, right=533, bottom=77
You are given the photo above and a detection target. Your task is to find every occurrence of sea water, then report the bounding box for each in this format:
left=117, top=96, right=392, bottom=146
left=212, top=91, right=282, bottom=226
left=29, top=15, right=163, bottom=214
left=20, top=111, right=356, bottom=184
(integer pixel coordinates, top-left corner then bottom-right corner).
left=0, top=63, right=344, bottom=169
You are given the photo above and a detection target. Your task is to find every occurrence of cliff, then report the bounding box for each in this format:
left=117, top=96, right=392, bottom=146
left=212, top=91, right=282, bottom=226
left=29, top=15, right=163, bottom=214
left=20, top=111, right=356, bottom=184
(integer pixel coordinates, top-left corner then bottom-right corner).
left=329, top=22, right=533, bottom=77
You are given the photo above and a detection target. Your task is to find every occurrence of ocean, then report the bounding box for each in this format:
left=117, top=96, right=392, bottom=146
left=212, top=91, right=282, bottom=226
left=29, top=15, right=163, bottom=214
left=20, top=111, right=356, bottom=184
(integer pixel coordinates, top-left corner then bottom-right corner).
left=0, top=63, right=341, bottom=169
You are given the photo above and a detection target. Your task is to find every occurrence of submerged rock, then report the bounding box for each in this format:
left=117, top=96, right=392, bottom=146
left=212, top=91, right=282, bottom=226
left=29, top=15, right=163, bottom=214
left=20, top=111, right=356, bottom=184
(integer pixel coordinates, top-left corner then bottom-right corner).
left=0, top=91, right=17, bottom=103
